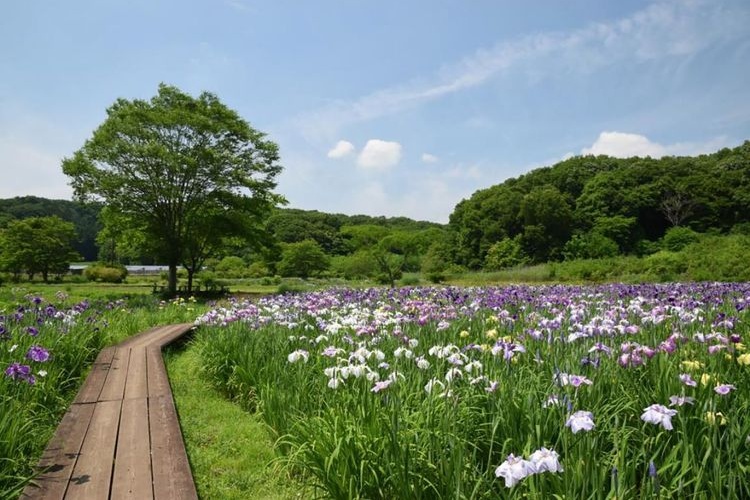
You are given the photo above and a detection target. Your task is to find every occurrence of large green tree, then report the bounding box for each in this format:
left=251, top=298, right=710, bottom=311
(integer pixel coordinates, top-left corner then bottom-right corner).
left=62, top=84, right=285, bottom=294
left=0, top=216, right=79, bottom=282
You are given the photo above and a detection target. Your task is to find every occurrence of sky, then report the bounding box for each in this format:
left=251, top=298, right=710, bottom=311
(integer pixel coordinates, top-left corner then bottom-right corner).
left=1, top=0, right=749, bottom=223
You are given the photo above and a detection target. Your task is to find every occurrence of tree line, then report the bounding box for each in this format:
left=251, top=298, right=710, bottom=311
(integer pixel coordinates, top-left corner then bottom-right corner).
left=448, top=141, right=750, bottom=269
left=1, top=84, right=747, bottom=288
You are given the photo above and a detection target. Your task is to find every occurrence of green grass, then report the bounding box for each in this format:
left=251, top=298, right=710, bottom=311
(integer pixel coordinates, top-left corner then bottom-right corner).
left=165, top=344, right=310, bottom=500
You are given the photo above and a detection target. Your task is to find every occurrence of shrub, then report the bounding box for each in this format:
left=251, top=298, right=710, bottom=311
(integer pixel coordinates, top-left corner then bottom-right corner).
left=562, top=232, right=619, bottom=260
left=644, top=251, right=687, bottom=281
left=485, top=237, right=527, bottom=270
left=215, top=256, right=248, bottom=278
left=661, top=226, right=700, bottom=252
left=277, top=240, right=330, bottom=279
left=246, top=261, right=270, bottom=278
left=84, top=264, right=128, bottom=283
left=331, top=252, right=376, bottom=280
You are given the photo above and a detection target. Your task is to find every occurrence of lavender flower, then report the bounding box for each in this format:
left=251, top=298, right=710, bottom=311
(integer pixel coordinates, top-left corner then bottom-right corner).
left=714, top=384, right=736, bottom=395
left=641, top=404, right=678, bottom=430
left=679, top=373, right=698, bottom=387
left=495, top=454, right=535, bottom=488
left=668, top=395, right=695, bottom=406
left=566, top=411, right=595, bottom=433
left=4, top=363, right=35, bottom=384
left=26, top=345, right=50, bottom=363
left=528, top=447, right=563, bottom=473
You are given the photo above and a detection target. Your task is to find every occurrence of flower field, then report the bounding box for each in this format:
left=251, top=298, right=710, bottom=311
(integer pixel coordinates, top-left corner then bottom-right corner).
left=195, top=283, right=750, bottom=499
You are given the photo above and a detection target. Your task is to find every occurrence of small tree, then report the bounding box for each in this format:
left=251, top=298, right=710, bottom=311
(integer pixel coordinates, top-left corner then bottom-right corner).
left=485, top=236, right=527, bottom=270
left=0, top=216, right=80, bottom=282
left=277, top=240, right=330, bottom=278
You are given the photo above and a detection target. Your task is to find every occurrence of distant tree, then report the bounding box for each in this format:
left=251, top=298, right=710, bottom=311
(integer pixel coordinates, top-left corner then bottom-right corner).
left=277, top=240, right=330, bottom=278
left=0, top=216, right=80, bottom=282
left=421, top=240, right=453, bottom=277
left=660, top=192, right=693, bottom=227
left=63, top=84, right=284, bottom=294
left=562, top=232, right=619, bottom=260
left=519, top=186, right=573, bottom=262
left=341, top=225, right=391, bottom=252
left=485, top=236, right=527, bottom=270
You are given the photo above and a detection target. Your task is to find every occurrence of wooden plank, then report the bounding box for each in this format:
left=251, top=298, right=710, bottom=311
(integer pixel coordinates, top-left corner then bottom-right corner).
left=149, top=395, right=198, bottom=500
left=98, top=348, right=131, bottom=402
left=146, top=346, right=171, bottom=398
left=19, top=403, right=95, bottom=500
left=74, top=347, right=116, bottom=404
left=66, top=400, right=122, bottom=499
left=151, top=324, right=194, bottom=348
left=111, top=398, right=153, bottom=500
left=123, top=347, right=147, bottom=400
left=117, top=326, right=161, bottom=349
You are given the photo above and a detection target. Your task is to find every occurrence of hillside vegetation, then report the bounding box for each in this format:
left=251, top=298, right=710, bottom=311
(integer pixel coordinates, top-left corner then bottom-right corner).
left=449, top=141, right=750, bottom=269
left=2, top=140, right=750, bottom=284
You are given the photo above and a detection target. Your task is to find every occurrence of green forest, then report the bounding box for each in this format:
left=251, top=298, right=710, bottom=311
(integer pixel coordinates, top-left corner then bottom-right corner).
left=1, top=140, right=749, bottom=284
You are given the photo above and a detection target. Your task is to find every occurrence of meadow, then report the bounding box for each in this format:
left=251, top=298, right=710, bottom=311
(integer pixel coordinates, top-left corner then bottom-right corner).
left=194, top=283, right=750, bottom=499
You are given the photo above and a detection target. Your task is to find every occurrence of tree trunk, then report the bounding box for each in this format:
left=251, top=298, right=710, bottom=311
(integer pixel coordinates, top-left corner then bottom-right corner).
left=186, top=268, right=194, bottom=294
left=168, top=261, right=178, bottom=295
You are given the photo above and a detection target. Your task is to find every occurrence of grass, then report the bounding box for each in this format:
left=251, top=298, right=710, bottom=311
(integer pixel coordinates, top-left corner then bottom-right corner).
left=165, top=343, right=310, bottom=500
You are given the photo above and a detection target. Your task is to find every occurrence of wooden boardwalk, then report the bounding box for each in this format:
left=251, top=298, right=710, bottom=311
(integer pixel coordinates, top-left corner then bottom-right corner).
left=21, top=324, right=199, bottom=500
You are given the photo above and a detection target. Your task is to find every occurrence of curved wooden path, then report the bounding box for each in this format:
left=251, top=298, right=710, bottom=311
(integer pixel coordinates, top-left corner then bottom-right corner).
left=21, top=324, right=199, bottom=500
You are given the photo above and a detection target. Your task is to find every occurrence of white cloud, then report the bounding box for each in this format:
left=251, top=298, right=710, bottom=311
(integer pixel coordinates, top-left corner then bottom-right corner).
left=327, top=140, right=355, bottom=159
left=293, top=0, right=749, bottom=141
left=582, top=132, right=666, bottom=157
left=357, top=140, right=402, bottom=170
left=421, top=153, right=438, bottom=163
left=581, top=131, right=731, bottom=158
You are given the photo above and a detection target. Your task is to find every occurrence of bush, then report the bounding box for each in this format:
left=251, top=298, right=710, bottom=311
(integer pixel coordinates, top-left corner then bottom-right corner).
left=643, top=251, right=687, bottom=281
left=398, top=274, right=421, bottom=286
left=246, top=261, right=270, bottom=278
left=84, top=264, right=128, bottom=283
left=215, top=256, right=248, bottom=278
left=562, top=232, right=619, bottom=260
left=331, top=252, right=376, bottom=280
left=485, top=237, right=527, bottom=270
left=661, top=227, right=700, bottom=252
left=277, top=240, right=330, bottom=279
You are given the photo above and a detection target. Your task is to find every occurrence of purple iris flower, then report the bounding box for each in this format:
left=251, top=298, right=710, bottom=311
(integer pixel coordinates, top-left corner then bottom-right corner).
left=26, top=345, right=50, bottom=363
left=4, top=363, right=36, bottom=384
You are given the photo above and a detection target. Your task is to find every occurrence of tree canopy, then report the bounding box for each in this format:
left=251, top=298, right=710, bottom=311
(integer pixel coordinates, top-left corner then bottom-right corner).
left=449, top=141, right=750, bottom=268
left=0, top=216, right=79, bottom=282
left=62, top=84, right=285, bottom=293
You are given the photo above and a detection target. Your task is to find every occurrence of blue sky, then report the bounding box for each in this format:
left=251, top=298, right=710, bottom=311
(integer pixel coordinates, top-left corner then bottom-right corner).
left=1, top=0, right=749, bottom=222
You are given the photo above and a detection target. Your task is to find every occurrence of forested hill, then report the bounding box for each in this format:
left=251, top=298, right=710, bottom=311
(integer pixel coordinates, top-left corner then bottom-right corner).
left=0, top=197, right=444, bottom=263
left=0, top=196, right=101, bottom=261
left=449, top=140, right=750, bottom=269
left=266, top=208, right=444, bottom=255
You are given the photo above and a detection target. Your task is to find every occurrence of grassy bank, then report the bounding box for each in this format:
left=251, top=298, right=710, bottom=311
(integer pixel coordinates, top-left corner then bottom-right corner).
left=165, top=343, right=309, bottom=499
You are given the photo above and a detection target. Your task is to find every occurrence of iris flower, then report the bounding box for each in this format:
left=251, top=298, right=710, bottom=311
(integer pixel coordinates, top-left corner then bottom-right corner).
left=641, top=404, right=678, bottom=430
left=566, top=411, right=595, bottom=433
left=714, top=384, right=736, bottom=395
left=529, top=448, right=563, bottom=473
left=495, top=454, right=535, bottom=488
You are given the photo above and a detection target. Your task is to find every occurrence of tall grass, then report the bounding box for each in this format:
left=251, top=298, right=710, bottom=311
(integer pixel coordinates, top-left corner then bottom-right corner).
left=195, top=284, right=750, bottom=498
